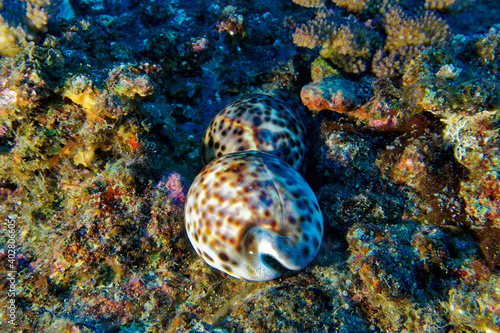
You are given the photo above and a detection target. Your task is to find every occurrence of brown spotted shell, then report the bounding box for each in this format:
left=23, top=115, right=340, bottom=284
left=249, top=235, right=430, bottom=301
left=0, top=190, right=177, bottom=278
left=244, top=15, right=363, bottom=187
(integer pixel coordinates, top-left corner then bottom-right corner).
left=201, top=94, right=308, bottom=173
left=184, top=150, right=323, bottom=281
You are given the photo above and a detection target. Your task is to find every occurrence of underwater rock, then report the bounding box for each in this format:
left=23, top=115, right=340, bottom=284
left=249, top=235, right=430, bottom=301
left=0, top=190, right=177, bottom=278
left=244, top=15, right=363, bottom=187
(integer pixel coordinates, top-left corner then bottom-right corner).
left=448, top=273, right=500, bottom=331
left=347, top=222, right=479, bottom=331
left=184, top=150, right=323, bottom=281
left=106, top=63, right=155, bottom=98
left=300, top=76, right=369, bottom=113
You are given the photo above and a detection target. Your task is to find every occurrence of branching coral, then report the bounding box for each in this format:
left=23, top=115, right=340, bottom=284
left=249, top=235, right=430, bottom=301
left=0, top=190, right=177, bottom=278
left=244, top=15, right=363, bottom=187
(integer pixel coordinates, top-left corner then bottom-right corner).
left=448, top=274, right=500, bottom=331
left=26, top=0, right=50, bottom=33
left=292, top=0, right=326, bottom=8
left=474, top=24, right=500, bottom=65
left=372, top=6, right=451, bottom=77
left=424, top=0, right=475, bottom=11
left=332, top=0, right=401, bottom=15
left=293, top=9, right=382, bottom=74
left=331, top=0, right=370, bottom=14
left=0, top=14, right=24, bottom=56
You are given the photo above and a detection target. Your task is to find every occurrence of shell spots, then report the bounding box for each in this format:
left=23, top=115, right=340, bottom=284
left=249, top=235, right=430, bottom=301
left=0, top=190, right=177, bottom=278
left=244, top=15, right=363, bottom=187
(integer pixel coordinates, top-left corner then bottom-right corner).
left=201, top=94, right=308, bottom=173
left=218, top=252, right=230, bottom=262
left=186, top=94, right=322, bottom=281
left=184, top=151, right=323, bottom=281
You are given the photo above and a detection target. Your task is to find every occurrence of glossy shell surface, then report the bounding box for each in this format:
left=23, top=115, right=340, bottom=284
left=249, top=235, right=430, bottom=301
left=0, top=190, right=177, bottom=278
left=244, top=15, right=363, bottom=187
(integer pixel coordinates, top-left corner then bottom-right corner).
left=185, top=151, right=323, bottom=281
left=201, top=94, right=308, bottom=173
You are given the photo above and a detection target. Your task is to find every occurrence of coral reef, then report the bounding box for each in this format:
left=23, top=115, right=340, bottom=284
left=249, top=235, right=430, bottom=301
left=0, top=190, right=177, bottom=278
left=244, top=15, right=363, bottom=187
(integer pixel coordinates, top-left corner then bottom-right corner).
left=25, top=0, right=50, bottom=33
left=331, top=0, right=370, bottom=14
left=375, top=134, right=467, bottom=226
left=0, top=15, right=23, bottom=57
left=332, top=0, right=402, bottom=15
left=424, top=0, right=475, bottom=12
left=310, top=56, right=341, bottom=81
left=347, top=222, right=480, bottom=332
left=0, top=0, right=499, bottom=331
left=106, top=63, right=156, bottom=98
left=448, top=272, right=500, bottom=331
left=216, top=6, right=246, bottom=38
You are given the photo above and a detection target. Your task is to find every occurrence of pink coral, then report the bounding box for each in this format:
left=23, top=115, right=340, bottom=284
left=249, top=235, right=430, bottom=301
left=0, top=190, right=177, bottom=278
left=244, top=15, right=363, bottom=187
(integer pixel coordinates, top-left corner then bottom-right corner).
left=156, top=172, right=187, bottom=209
left=190, top=37, right=210, bottom=53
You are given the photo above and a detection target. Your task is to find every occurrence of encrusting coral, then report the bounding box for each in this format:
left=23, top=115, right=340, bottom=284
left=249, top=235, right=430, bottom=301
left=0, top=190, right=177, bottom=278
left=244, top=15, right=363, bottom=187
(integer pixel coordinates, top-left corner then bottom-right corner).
left=293, top=9, right=382, bottom=74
